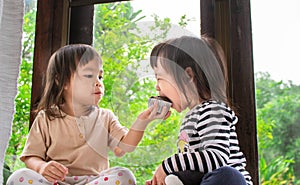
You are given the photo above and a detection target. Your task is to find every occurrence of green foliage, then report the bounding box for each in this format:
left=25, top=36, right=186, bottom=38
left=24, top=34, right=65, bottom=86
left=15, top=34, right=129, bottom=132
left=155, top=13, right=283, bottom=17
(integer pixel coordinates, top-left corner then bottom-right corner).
left=255, top=72, right=286, bottom=109
left=260, top=156, right=295, bottom=185
left=3, top=163, right=12, bottom=185
left=178, top=15, right=195, bottom=28
left=256, top=72, right=300, bottom=183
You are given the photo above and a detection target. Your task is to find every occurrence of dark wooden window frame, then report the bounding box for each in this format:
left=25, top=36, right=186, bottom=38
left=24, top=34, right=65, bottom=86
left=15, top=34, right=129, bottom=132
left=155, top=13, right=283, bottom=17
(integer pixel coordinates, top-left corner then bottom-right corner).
left=31, top=0, right=258, bottom=184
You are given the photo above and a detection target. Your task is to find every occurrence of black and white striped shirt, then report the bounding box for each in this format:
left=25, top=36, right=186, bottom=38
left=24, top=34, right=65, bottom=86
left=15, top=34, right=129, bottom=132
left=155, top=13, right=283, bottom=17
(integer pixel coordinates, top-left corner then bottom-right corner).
left=162, top=100, right=252, bottom=185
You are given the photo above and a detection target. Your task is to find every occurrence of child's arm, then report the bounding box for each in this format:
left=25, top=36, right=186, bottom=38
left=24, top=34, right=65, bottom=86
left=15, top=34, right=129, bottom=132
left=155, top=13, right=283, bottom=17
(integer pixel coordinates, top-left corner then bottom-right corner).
left=23, top=156, right=68, bottom=182
left=118, top=103, right=171, bottom=153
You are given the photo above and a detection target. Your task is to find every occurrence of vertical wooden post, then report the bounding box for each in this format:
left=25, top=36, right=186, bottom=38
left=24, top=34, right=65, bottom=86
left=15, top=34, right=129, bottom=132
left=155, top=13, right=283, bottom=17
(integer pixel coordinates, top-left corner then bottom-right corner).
left=200, top=0, right=215, bottom=38
left=30, top=0, right=69, bottom=127
left=229, top=1, right=258, bottom=183
left=69, top=5, right=94, bottom=45
left=201, top=0, right=258, bottom=184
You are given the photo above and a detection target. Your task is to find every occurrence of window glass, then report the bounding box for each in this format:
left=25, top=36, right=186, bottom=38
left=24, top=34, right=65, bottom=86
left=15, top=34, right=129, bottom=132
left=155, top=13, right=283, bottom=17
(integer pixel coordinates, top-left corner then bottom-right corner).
left=251, top=0, right=300, bottom=183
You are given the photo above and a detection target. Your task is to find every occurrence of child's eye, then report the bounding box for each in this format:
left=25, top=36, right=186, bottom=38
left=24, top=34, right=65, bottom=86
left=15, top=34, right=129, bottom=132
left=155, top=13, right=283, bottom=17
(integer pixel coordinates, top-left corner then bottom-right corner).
left=84, top=74, right=93, bottom=78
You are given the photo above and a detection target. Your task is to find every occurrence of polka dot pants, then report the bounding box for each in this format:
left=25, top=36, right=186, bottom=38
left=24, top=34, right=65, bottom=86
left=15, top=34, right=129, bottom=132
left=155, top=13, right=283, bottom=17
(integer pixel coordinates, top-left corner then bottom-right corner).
left=6, top=167, right=136, bottom=185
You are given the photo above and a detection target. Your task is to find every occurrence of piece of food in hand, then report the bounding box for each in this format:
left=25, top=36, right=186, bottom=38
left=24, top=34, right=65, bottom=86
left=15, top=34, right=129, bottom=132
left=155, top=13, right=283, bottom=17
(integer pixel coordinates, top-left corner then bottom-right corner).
left=148, top=96, right=172, bottom=114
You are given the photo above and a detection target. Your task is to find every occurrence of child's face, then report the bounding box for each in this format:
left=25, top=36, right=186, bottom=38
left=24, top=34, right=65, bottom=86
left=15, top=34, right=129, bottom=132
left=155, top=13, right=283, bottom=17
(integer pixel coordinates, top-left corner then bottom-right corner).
left=65, top=58, right=104, bottom=107
left=153, top=61, right=189, bottom=113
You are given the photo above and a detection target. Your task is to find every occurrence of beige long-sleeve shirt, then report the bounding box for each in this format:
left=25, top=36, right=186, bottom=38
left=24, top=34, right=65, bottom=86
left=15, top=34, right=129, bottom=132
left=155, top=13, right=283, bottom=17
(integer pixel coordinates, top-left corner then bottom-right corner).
left=21, top=107, right=128, bottom=176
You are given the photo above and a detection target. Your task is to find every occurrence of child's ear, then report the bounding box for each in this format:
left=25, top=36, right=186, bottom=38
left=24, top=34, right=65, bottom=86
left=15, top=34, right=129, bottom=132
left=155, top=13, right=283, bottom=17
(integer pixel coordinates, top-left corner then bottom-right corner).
left=63, top=81, right=70, bottom=90
left=64, top=83, right=70, bottom=90
left=185, top=67, right=195, bottom=81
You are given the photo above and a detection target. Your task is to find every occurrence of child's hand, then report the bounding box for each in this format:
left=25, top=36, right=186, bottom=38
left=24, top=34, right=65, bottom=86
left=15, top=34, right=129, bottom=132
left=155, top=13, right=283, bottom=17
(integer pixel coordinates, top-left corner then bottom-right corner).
left=152, top=164, right=167, bottom=185
left=146, top=164, right=167, bottom=185
left=139, top=101, right=171, bottom=121
left=145, top=179, right=152, bottom=185
left=39, top=161, right=68, bottom=182
left=113, top=146, right=125, bottom=157
left=132, top=102, right=171, bottom=132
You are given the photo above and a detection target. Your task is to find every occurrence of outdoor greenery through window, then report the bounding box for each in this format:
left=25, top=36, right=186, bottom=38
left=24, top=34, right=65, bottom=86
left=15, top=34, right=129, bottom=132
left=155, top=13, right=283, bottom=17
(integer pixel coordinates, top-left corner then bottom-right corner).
left=3, top=0, right=300, bottom=184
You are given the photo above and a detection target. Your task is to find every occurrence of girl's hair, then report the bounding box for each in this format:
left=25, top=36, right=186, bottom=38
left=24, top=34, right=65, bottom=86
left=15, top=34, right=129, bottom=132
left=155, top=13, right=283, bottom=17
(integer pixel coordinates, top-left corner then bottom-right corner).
left=150, top=35, right=231, bottom=106
left=35, top=44, right=102, bottom=119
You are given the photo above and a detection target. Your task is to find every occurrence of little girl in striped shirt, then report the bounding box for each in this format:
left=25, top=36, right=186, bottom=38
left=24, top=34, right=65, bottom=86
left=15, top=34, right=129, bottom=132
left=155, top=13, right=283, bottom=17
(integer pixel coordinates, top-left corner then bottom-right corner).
left=145, top=36, right=253, bottom=185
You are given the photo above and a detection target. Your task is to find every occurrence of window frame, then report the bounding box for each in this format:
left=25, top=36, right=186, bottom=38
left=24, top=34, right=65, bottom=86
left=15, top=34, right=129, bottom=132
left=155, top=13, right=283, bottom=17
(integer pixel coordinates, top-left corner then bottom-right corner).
left=31, top=1, right=258, bottom=184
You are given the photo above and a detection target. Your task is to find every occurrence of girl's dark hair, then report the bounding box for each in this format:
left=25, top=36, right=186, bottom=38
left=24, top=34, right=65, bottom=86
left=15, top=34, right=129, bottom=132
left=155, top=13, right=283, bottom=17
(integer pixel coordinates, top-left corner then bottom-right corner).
left=150, top=35, right=231, bottom=106
left=35, top=44, right=102, bottom=119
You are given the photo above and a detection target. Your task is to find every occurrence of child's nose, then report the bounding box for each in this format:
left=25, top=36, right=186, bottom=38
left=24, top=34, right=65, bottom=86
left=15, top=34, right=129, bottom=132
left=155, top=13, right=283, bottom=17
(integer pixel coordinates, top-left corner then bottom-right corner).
left=95, top=80, right=102, bottom=87
left=155, top=83, right=160, bottom=91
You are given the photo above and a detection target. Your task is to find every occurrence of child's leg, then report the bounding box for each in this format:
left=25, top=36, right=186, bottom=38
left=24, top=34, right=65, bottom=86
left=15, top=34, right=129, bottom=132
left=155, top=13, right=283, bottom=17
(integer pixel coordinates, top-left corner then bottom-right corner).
left=88, top=166, right=136, bottom=185
left=201, top=166, right=247, bottom=185
left=6, top=168, right=52, bottom=185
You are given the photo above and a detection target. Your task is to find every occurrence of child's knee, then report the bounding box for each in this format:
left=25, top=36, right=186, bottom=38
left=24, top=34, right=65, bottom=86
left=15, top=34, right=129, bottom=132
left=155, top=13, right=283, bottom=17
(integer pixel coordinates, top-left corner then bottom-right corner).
left=100, top=166, right=136, bottom=184
left=6, top=168, right=30, bottom=185
left=114, top=167, right=135, bottom=183
left=202, top=166, right=246, bottom=185
left=217, top=166, right=244, bottom=178
left=6, top=168, right=50, bottom=185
